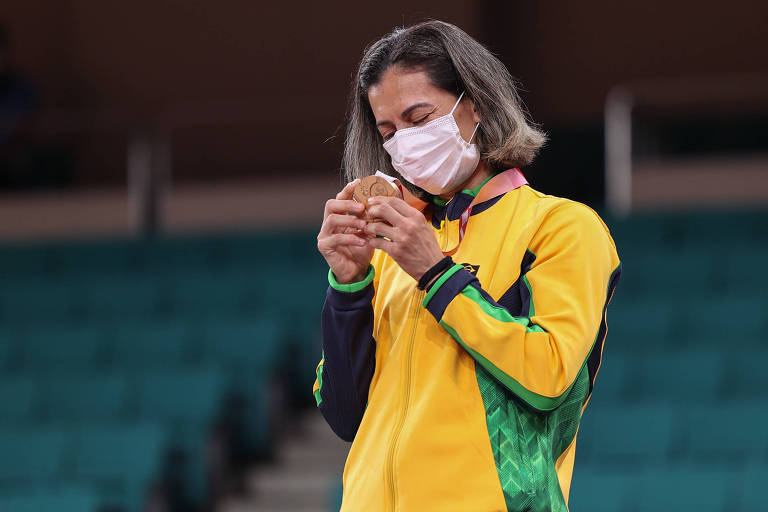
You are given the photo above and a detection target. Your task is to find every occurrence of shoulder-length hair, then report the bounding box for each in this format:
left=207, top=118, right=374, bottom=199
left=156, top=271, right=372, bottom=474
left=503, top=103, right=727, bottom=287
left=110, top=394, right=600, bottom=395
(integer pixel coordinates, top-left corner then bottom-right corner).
left=342, top=20, right=546, bottom=191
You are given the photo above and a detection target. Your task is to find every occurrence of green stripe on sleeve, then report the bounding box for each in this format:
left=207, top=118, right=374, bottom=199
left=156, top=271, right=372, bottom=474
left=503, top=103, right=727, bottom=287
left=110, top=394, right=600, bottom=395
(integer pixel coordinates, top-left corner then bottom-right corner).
left=422, top=263, right=464, bottom=308
left=328, top=264, right=375, bottom=293
left=460, top=285, right=546, bottom=333
left=439, top=320, right=568, bottom=411
left=314, top=355, right=324, bottom=406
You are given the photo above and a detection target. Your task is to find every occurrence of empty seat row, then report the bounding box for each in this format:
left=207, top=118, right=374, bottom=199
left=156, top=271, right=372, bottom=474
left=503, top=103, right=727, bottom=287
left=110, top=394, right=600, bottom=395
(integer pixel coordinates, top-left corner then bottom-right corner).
left=607, top=295, right=767, bottom=349
left=0, top=268, right=327, bottom=325
left=0, top=368, right=230, bottom=426
left=576, top=403, right=768, bottom=466
left=0, top=486, right=102, bottom=512
left=0, top=232, right=323, bottom=279
left=0, top=317, right=284, bottom=371
left=0, top=423, right=166, bottom=511
left=0, top=367, right=254, bottom=508
left=592, top=350, right=768, bottom=404
left=569, top=464, right=768, bottom=512
left=607, top=209, right=767, bottom=250
left=617, top=246, right=768, bottom=295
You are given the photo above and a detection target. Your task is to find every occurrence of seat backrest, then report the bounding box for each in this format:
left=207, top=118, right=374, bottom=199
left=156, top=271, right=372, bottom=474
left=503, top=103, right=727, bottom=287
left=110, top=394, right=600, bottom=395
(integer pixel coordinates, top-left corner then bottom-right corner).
left=40, top=373, right=128, bottom=423
left=0, top=428, right=68, bottom=484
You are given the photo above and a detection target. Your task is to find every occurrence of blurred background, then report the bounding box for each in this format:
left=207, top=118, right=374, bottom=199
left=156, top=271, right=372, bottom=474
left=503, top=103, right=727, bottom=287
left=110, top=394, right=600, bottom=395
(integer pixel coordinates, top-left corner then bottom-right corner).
left=0, top=1, right=766, bottom=511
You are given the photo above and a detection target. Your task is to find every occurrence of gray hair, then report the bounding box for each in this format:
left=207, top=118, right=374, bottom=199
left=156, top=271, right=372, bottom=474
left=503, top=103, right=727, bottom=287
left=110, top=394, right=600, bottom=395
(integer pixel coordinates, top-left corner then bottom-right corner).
left=342, top=20, right=547, bottom=196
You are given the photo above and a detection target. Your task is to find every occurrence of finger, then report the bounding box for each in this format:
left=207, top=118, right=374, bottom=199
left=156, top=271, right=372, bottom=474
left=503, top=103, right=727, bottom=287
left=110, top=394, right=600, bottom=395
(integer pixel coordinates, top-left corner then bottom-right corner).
left=324, top=198, right=364, bottom=219
left=369, top=196, right=418, bottom=218
left=336, top=179, right=360, bottom=200
left=318, top=232, right=367, bottom=251
left=364, top=220, right=396, bottom=240
left=321, top=213, right=367, bottom=237
left=365, top=235, right=394, bottom=253
left=366, top=201, right=406, bottom=227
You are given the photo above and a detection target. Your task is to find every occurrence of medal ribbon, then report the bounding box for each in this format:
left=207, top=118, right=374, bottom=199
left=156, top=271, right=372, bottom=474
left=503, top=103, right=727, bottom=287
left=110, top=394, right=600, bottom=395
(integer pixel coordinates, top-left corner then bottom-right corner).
left=442, top=168, right=528, bottom=256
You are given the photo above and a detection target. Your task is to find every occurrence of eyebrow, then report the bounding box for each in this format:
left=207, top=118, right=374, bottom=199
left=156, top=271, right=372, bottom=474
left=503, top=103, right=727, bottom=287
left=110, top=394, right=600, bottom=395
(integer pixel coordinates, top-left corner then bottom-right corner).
left=375, top=102, right=435, bottom=127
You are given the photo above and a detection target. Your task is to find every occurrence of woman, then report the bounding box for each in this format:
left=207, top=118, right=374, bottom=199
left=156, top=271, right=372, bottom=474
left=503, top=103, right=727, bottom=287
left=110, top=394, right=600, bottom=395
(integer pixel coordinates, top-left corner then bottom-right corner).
left=314, top=20, right=620, bottom=512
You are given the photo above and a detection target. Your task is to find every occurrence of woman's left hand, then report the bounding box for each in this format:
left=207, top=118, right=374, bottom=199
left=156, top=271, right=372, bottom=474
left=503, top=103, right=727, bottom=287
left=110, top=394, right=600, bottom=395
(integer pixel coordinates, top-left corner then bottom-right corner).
left=363, top=196, right=445, bottom=281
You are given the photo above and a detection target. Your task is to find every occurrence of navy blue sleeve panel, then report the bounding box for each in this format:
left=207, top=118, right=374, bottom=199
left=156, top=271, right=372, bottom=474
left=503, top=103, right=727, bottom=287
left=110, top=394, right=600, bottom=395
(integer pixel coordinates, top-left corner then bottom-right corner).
left=318, top=283, right=376, bottom=442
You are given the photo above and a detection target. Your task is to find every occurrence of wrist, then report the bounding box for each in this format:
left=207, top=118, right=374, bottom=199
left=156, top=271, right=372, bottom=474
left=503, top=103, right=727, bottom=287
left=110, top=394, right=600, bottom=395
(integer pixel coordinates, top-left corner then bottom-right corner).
left=336, top=270, right=367, bottom=285
left=417, top=256, right=454, bottom=290
left=423, top=268, right=448, bottom=291
left=329, top=265, right=375, bottom=293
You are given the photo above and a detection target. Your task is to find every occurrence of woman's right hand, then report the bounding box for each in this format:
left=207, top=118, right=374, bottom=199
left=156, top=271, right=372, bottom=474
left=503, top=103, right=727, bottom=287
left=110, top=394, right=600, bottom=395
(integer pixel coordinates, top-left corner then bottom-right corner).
left=317, top=180, right=375, bottom=284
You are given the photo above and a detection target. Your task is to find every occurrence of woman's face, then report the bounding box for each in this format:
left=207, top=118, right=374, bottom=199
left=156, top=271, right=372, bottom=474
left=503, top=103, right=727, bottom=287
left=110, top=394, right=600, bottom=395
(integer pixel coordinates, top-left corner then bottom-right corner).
left=367, top=66, right=480, bottom=145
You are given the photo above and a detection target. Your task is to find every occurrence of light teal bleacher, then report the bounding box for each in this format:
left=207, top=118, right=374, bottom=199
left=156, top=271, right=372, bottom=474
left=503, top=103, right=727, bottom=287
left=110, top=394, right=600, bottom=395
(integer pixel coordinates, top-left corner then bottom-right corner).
left=1, top=210, right=766, bottom=512
left=0, top=487, right=102, bottom=512
left=0, top=230, right=327, bottom=511
left=572, top=208, right=768, bottom=512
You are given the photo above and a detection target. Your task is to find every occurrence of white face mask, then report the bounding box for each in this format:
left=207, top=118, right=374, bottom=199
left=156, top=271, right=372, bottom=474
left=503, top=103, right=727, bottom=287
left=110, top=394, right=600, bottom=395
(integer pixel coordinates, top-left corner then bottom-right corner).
left=383, top=91, right=480, bottom=196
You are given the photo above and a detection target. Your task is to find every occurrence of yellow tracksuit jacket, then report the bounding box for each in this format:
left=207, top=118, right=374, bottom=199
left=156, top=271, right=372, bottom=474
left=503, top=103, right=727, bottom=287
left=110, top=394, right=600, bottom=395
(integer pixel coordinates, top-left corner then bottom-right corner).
left=313, top=182, right=621, bottom=511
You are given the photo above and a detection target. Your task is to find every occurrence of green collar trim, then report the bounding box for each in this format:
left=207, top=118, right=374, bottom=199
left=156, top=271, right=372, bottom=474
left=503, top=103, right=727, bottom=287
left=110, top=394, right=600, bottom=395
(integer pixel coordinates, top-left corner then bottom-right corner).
left=465, top=173, right=496, bottom=197
left=431, top=172, right=498, bottom=206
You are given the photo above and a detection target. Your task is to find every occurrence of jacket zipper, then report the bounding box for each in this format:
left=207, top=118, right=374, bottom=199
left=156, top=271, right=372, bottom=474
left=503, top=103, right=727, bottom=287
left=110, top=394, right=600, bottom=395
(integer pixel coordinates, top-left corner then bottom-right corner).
left=386, top=288, right=424, bottom=511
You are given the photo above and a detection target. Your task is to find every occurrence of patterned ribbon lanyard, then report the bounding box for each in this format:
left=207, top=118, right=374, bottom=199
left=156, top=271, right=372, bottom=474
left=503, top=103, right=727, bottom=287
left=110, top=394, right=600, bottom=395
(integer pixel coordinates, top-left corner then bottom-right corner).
left=442, top=168, right=529, bottom=256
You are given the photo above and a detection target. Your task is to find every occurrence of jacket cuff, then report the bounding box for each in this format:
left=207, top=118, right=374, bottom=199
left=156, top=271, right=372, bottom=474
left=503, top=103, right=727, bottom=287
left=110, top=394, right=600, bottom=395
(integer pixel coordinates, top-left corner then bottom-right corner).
left=328, top=265, right=375, bottom=293
left=422, top=264, right=477, bottom=321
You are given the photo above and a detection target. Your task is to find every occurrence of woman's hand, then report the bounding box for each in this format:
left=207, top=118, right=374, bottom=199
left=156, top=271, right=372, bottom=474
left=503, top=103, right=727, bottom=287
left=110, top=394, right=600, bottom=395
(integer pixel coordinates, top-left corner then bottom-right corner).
left=363, top=196, right=444, bottom=281
left=317, top=180, right=375, bottom=284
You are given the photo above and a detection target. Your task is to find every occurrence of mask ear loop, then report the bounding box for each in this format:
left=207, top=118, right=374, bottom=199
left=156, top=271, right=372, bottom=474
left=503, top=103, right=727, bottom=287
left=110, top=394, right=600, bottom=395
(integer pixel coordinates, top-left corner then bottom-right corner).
left=449, top=91, right=466, bottom=115
left=451, top=91, right=480, bottom=144
left=468, top=122, right=480, bottom=144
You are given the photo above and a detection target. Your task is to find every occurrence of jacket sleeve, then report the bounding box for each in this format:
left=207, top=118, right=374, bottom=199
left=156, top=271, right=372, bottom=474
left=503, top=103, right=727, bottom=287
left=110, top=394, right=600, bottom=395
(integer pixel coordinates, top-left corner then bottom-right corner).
left=313, top=264, right=377, bottom=441
left=423, top=202, right=621, bottom=412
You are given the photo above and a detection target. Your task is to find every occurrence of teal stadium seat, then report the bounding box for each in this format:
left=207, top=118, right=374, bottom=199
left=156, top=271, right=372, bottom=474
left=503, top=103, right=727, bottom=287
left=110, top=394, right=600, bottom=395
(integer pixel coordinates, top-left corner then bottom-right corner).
left=739, top=465, right=768, bottom=511
left=169, top=274, right=247, bottom=316
left=677, top=295, right=765, bottom=348
left=19, top=324, right=107, bottom=371
left=607, top=297, right=674, bottom=350
left=628, top=248, right=719, bottom=296
left=134, top=368, right=224, bottom=425
left=724, top=246, right=768, bottom=294
left=1, top=279, right=80, bottom=324
left=0, top=428, right=67, bottom=485
left=568, top=467, right=640, bottom=512
left=202, top=320, right=282, bottom=374
left=0, top=245, right=50, bottom=278
left=577, top=405, right=677, bottom=467
left=0, top=486, right=101, bottom=512
left=678, top=210, right=767, bottom=247
left=40, top=373, right=128, bottom=424
left=52, top=241, right=138, bottom=276
left=109, top=320, right=195, bottom=369
left=681, top=403, right=768, bottom=464
left=634, top=350, right=725, bottom=403
left=134, top=368, right=226, bottom=504
left=82, top=276, right=161, bottom=320
left=589, top=351, right=635, bottom=404
left=726, top=350, right=768, bottom=398
left=0, top=329, right=15, bottom=370
left=0, top=376, right=38, bottom=424
left=73, top=423, right=166, bottom=511
left=202, top=320, right=283, bottom=455
left=635, top=467, right=733, bottom=512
